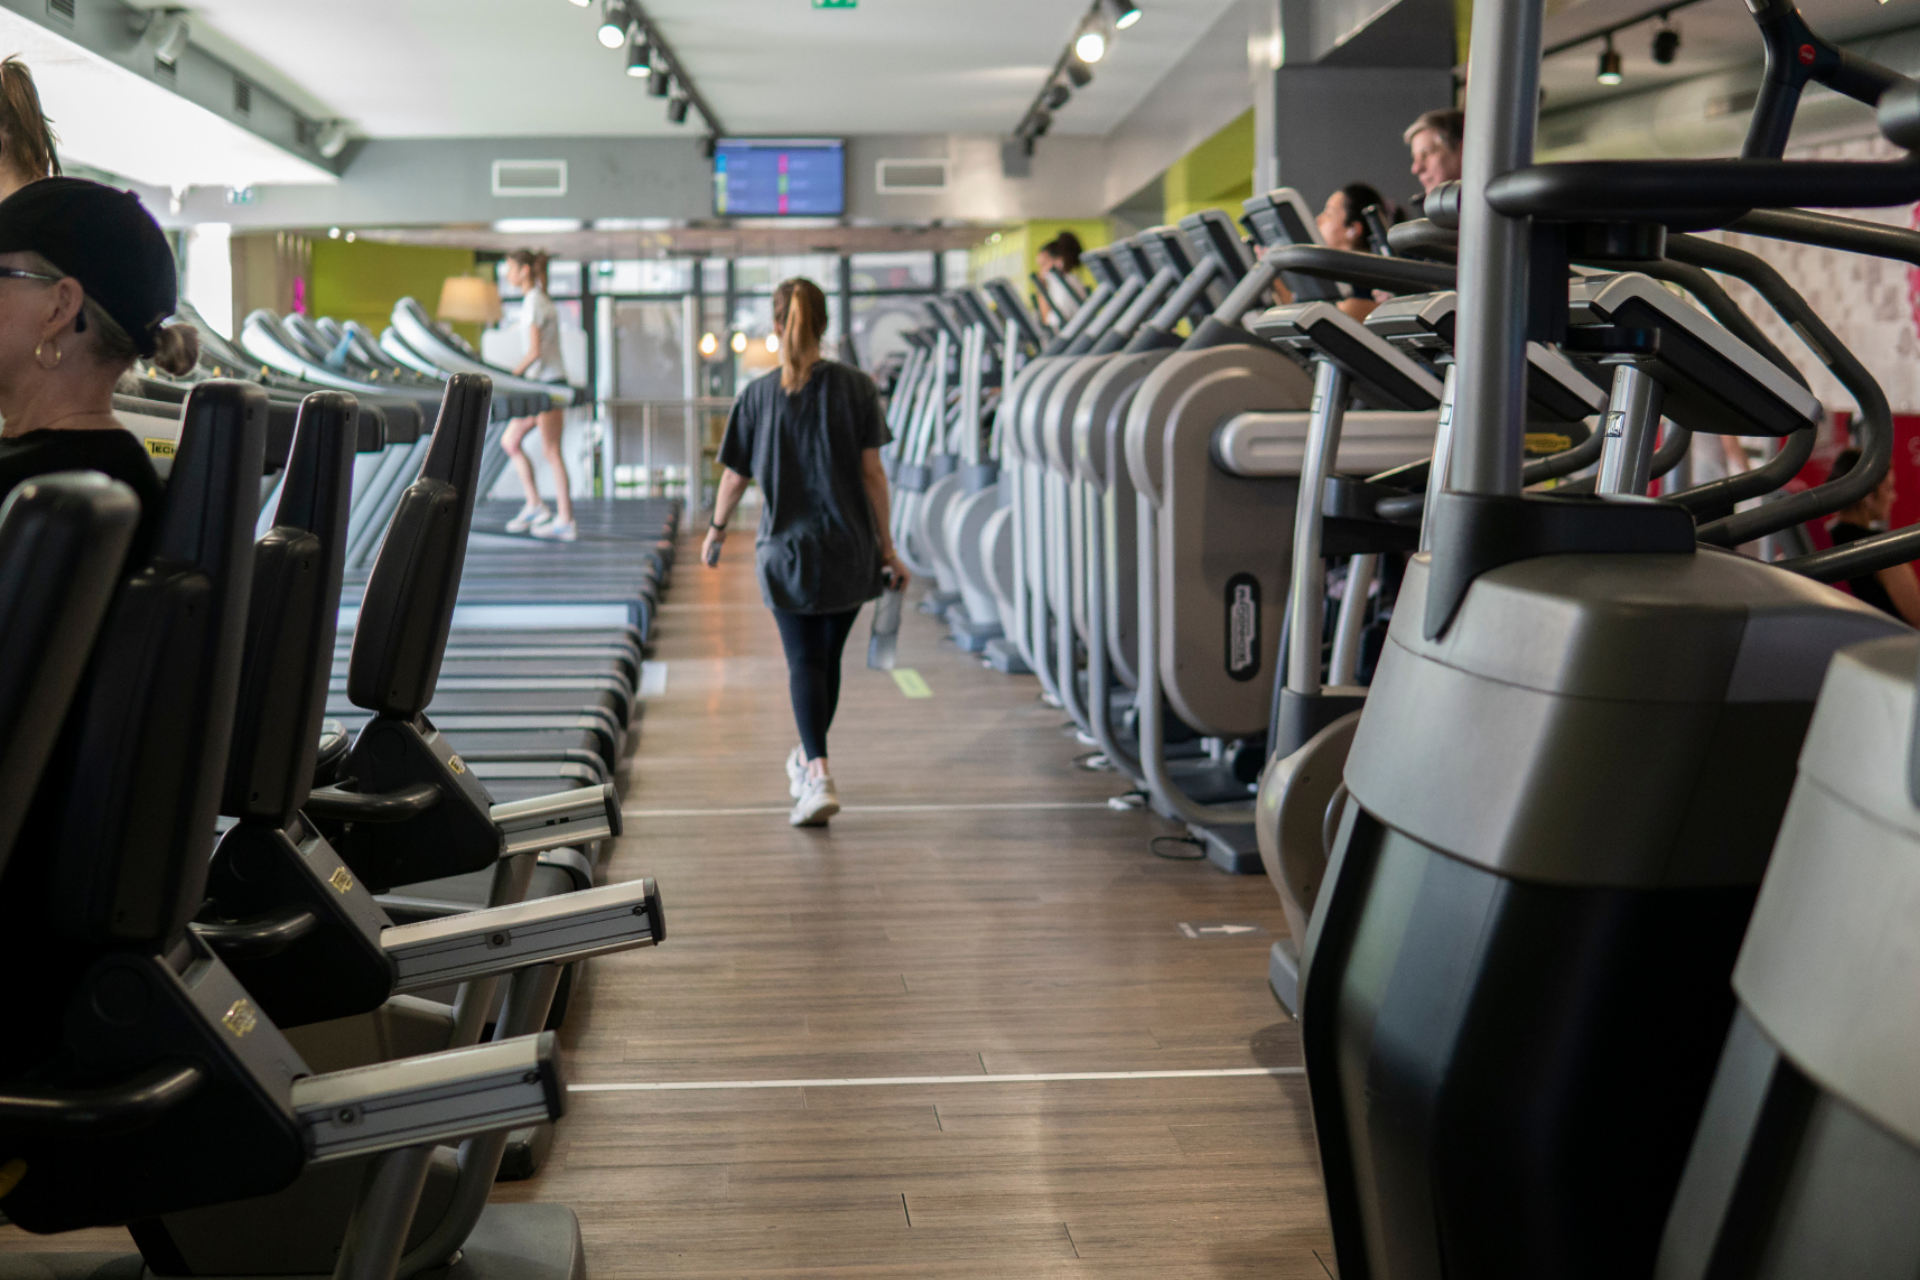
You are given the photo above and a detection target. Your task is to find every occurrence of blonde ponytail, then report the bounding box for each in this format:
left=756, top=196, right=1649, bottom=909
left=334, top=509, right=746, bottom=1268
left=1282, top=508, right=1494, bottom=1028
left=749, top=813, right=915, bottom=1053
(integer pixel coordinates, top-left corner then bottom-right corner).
left=773, top=276, right=826, bottom=393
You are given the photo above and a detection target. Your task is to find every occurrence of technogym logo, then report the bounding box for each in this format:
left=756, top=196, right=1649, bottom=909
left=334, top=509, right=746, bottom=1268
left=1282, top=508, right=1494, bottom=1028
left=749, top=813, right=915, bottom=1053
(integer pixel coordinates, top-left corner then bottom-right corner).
left=1225, top=573, right=1260, bottom=682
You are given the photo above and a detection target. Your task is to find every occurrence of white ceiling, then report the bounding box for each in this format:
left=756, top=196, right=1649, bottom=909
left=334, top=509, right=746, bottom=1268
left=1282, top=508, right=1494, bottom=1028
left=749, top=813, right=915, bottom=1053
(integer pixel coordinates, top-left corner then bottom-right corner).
left=145, top=0, right=1244, bottom=141
left=0, top=10, right=334, bottom=188
left=1540, top=0, right=1920, bottom=112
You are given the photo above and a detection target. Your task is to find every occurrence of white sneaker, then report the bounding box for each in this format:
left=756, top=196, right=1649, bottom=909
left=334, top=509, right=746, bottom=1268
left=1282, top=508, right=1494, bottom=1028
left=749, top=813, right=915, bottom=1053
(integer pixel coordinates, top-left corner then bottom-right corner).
left=505, top=504, right=549, bottom=533
left=786, top=745, right=807, bottom=799
left=532, top=518, right=577, bottom=542
left=790, top=776, right=839, bottom=827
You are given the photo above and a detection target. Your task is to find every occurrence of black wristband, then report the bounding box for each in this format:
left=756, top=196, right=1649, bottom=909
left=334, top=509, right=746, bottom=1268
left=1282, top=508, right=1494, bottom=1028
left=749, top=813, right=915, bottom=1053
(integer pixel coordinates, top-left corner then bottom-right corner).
left=710, top=519, right=726, bottom=532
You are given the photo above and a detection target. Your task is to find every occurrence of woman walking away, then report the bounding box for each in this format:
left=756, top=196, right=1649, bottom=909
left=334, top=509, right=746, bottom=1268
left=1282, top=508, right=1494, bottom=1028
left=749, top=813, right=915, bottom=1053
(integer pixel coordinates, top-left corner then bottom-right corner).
left=704, top=277, right=910, bottom=827
left=501, top=249, right=576, bottom=541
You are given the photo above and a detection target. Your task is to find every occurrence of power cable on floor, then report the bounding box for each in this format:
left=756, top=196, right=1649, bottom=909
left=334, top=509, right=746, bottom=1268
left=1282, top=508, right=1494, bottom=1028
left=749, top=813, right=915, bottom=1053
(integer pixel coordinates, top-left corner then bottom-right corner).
left=1150, top=833, right=1206, bottom=861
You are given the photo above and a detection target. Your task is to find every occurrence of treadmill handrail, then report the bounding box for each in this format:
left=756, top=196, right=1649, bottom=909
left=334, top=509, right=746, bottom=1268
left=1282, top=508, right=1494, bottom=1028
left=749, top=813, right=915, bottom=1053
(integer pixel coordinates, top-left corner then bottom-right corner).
left=0, top=1062, right=205, bottom=1134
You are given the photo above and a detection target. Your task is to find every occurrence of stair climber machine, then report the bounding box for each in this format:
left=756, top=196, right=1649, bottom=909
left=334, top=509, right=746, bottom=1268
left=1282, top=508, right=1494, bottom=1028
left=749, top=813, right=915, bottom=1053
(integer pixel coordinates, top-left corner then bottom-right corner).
left=982, top=245, right=1128, bottom=677
left=1027, top=231, right=1194, bottom=749
left=1294, top=1, right=1920, bottom=1274
left=943, top=279, right=1046, bottom=654
left=1106, top=192, right=1447, bottom=872
left=1069, top=210, right=1256, bottom=802
left=0, top=382, right=626, bottom=1280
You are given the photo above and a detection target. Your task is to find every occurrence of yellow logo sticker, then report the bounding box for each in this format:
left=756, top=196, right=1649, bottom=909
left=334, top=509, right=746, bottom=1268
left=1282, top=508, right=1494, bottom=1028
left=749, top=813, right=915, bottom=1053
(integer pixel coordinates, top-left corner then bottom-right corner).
left=448, top=756, right=465, bottom=774
left=144, top=437, right=176, bottom=458
left=222, top=999, right=258, bottom=1038
left=329, top=866, right=354, bottom=894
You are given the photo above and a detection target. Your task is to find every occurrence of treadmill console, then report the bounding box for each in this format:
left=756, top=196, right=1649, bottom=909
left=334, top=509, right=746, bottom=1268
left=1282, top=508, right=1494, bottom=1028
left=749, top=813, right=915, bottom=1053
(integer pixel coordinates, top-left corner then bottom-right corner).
left=1178, top=209, right=1252, bottom=281
left=982, top=278, right=1046, bottom=353
left=1136, top=225, right=1197, bottom=279
left=1243, top=189, right=1343, bottom=304
left=1082, top=248, right=1122, bottom=289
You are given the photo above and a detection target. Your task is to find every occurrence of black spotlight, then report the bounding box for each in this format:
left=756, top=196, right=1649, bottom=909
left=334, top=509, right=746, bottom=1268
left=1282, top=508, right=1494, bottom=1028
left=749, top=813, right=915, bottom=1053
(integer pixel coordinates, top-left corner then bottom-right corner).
left=1045, top=82, right=1070, bottom=110
left=702, top=134, right=717, bottom=159
left=1652, top=22, right=1680, bottom=65
left=667, top=94, right=690, bottom=124
left=626, top=37, right=652, bottom=78
left=1020, top=134, right=1036, bottom=158
left=649, top=66, right=671, bottom=97
left=1030, top=110, right=1052, bottom=137
left=1065, top=61, right=1092, bottom=88
left=1596, top=33, right=1623, bottom=85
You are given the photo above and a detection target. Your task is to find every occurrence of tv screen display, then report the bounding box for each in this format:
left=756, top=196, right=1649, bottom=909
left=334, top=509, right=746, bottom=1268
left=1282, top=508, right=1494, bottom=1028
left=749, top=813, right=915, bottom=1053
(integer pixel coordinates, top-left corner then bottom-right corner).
left=713, top=138, right=845, bottom=217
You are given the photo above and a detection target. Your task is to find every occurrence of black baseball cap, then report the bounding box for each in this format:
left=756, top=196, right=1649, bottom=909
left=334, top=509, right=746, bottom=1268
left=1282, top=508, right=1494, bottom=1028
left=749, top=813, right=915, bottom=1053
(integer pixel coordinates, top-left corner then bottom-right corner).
left=0, top=177, right=176, bottom=357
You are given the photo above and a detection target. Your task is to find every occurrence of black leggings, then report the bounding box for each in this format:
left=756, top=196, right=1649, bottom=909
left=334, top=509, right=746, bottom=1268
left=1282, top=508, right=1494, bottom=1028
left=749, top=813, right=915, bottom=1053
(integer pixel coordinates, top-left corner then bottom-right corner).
left=772, top=607, right=862, bottom=762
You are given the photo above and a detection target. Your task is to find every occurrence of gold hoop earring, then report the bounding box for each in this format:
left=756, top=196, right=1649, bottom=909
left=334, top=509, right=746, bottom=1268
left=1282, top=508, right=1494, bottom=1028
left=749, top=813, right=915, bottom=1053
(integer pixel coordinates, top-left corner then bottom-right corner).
left=33, top=340, right=60, bottom=371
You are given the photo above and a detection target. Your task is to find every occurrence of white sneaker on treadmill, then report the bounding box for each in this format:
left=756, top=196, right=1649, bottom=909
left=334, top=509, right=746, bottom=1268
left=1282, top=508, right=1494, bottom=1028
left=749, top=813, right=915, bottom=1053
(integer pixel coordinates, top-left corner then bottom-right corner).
left=532, top=518, right=577, bottom=542
left=505, top=504, right=550, bottom=533
left=790, top=776, right=839, bottom=827
left=786, top=745, right=807, bottom=799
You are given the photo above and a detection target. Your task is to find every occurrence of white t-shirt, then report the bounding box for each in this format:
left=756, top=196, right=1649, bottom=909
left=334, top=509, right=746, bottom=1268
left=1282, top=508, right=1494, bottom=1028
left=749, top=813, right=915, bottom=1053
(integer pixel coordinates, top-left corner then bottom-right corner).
left=520, top=287, right=566, bottom=383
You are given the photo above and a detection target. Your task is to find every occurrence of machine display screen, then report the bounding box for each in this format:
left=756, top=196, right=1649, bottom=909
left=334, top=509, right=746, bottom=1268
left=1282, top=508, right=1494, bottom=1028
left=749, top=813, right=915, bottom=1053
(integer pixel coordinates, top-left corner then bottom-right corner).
left=712, top=138, right=845, bottom=217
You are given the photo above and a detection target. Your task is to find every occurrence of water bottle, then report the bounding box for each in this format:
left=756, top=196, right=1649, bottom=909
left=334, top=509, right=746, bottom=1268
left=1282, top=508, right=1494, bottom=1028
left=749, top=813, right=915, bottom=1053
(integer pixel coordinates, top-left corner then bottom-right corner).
left=868, top=571, right=903, bottom=670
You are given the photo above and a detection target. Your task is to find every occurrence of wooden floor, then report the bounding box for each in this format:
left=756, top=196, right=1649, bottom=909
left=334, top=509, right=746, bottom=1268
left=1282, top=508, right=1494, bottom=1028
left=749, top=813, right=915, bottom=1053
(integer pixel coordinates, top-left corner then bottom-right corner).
left=0, top=531, right=1334, bottom=1278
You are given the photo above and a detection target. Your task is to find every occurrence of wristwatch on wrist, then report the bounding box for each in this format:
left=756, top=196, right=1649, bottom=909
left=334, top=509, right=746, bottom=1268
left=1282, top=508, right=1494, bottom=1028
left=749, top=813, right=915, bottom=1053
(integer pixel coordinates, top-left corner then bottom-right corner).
left=709, top=519, right=726, bottom=532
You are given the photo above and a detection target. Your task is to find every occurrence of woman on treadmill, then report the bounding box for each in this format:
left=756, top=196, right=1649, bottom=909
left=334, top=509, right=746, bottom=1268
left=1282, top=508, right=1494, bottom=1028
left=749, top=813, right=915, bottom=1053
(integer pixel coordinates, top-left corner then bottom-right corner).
left=0, top=57, right=59, bottom=200
left=0, top=177, right=200, bottom=567
left=501, top=248, right=577, bottom=541
left=703, top=277, right=910, bottom=827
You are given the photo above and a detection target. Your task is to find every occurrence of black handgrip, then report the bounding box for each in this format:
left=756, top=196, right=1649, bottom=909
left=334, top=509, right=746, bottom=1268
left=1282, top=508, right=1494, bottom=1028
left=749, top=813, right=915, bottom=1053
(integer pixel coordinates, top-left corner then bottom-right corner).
left=194, top=907, right=320, bottom=960
left=305, top=780, right=442, bottom=822
left=1386, top=219, right=1457, bottom=262
left=1780, top=525, right=1920, bottom=582
left=0, top=1062, right=204, bottom=1133
left=1486, top=155, right=1920, bottom=227
left=1260, top=246, right=1454, bottom=296
left=1731, top=208, right=1920, bottom=267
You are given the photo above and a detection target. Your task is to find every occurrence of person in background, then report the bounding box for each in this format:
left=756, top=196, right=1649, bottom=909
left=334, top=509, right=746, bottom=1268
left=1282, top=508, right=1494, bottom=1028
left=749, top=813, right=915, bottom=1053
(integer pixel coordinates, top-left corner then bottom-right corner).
left=1316, top=182, right=1394, bottom=321
left=1826, top=446, right=1920, bottom=625
left=704, top=277, right=910, bottom=827
left=500, top=248, right=576, bottom=541
left=1033, top=230, right=1083, bottom=327
left=0, top=58, right=58, bottom=202
left=1404, top=107, right=1465, bottom=209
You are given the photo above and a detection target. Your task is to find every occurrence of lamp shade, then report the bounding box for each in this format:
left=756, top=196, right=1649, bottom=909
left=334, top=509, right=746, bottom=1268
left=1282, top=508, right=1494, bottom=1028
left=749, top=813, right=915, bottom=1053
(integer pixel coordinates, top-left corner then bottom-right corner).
left=438, top=275, right=503, bottom=324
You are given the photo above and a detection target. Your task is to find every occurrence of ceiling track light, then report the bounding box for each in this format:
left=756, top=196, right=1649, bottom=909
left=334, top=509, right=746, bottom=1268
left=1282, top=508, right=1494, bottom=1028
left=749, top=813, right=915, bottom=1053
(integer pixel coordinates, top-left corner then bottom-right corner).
left=1102, top=0, right=1142, bottom=30
left=314, top=118, right=351, bottom=159
left=1596, top=33, right=1623, bottom=85
left=136, top=8, right=192, bottom=67
left=1073, top=17, right=1107, bottom=65
left=667, top=94, right=690, bottom=124
left=1652, top=18, right=1681, bottom=65
left=648, top=66, right=672, bottom=96
left=627, top=37, right=652, bottom=76
left=568, top=0, right=590, bottom=6
left=1030, top=109, right=1052, bottom=137
left=597, top=0, right=630, bottom=49
left=1065, top=60, right=1092, bottom=88
left=1045, top=82, right=1071, bottom=110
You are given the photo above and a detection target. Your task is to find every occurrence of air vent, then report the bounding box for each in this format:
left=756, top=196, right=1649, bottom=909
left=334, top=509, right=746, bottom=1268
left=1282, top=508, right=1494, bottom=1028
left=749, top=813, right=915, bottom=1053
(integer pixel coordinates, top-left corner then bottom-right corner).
left=45, top=0, right=73, bottom=23
left=234, top=78, right=252, bottom=116
left=876, top=159, right=950, bottom=194
left=492, top=159, right=569, bottom=198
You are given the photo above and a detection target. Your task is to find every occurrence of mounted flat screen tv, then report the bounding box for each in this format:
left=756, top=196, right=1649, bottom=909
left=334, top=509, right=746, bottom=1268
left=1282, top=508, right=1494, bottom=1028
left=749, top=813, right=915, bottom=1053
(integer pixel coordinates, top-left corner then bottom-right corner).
left=713, top=138, right=845, bottom=217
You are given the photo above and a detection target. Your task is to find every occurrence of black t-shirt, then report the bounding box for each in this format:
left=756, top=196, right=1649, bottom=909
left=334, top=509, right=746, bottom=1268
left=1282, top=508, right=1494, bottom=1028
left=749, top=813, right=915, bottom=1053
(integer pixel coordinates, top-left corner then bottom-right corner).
left=0, top=426, right=163, bottom=568
left=1830, top=521, right=1901, bottom=618
left=718, top=361, right=892, bottom=614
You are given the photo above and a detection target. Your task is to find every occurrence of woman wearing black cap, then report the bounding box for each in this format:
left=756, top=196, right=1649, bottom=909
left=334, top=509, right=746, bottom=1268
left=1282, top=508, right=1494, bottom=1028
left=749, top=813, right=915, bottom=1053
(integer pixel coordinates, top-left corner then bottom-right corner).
left=0, top=177, right=200, bottom=565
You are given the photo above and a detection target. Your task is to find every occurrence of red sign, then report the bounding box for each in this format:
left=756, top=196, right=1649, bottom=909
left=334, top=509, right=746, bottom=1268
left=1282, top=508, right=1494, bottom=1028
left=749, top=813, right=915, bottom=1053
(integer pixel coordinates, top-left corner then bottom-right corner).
left=1798, top=43, right=1816, bottom=65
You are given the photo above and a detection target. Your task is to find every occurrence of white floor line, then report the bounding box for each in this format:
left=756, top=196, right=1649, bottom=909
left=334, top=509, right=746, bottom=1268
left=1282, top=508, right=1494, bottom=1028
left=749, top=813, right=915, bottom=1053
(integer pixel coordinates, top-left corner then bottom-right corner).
left=621, top=800, right=1120, bottom=818
left=572, top=1067, right=1305, bottom=1093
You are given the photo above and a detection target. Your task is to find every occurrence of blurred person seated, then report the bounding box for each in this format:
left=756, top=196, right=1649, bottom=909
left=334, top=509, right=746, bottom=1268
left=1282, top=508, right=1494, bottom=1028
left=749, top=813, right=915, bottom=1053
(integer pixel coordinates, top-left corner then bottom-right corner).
left=1827, top=445, right=1920, bottom=626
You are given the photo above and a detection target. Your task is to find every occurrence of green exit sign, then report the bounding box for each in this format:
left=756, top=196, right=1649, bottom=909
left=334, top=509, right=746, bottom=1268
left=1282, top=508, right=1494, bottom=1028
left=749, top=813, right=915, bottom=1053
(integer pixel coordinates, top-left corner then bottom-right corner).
left=812, top=0, right=856, bottom=8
